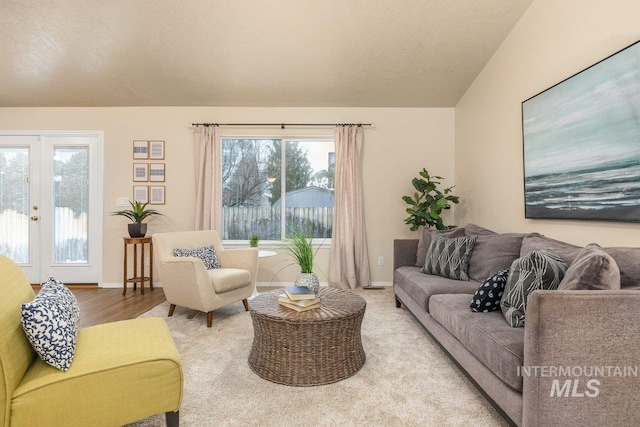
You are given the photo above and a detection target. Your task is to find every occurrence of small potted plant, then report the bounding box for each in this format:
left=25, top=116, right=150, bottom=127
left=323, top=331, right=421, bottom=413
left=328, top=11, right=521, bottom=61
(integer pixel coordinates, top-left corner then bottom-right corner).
left=111, top=200, right=163, bottom=238
left=285, top=228, right=320, bottom=294
left=249, top=234, right=259, bottom=247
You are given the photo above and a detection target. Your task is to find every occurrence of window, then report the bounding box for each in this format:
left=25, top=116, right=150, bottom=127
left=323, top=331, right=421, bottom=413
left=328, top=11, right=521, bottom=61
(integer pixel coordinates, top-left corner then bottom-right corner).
left=221, top=137, right=334, bottom=241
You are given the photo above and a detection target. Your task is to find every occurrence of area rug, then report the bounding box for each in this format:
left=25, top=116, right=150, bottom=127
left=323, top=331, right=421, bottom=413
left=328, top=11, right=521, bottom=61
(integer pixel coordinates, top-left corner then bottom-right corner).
left=129, top=287, right=508, bottom=426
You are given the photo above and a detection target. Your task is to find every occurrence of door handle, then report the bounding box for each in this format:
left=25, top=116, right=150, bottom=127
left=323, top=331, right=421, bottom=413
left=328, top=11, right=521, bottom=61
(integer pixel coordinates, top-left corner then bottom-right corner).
left=30, top=215, right=39, bottom=221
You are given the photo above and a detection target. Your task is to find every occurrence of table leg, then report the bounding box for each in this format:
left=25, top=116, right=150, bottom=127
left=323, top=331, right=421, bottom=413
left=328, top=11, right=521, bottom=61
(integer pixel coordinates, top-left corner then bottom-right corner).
left=141, top=243, right=145, bottom=295
left=122, top=239, right=127, bottom=295
left=133, top=243, right=138, bottom=291
left=149, top=241, right=154, bottom=290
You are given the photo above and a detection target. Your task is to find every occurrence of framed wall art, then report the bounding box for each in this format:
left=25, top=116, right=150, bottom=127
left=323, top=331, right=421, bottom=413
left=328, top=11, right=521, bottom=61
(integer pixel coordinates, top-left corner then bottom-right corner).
left=133, top=140, right=149, bottom=159
left=149, top=163, right=165, bottom=182
left=522, top=39, right=640, bottom=222
left=150, top=186, right=165, bottom=205
left=133, top=185, right=149, bottom=203
left=133, top=163, right=149, bottom=182
left=149, top=140, right=165, bottom=160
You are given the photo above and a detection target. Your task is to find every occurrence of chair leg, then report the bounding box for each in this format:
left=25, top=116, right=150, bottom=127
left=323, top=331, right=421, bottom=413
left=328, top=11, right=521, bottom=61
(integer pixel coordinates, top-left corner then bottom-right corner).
left=168, top=304, right=176, bottom=317
left=166, top=410, right=179, bottom=427
left=242, top=299, right=249, bottom=311
left=207, top=311, right=213, bottom=328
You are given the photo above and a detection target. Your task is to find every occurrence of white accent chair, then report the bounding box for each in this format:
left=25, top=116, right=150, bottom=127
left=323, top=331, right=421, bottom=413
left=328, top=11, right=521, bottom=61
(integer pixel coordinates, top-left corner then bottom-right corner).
left=153, top=230, right=258, bottom=327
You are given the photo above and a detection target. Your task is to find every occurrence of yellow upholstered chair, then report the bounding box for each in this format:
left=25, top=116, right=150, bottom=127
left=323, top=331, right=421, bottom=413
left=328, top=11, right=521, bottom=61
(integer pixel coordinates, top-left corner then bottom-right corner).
left=0, top=255, right=183, bottom=427
left=153, top=230, right=258, bottom=327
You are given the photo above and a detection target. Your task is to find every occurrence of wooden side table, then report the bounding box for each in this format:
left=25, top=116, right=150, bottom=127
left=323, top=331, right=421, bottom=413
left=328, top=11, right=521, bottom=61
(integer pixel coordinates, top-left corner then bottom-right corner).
left=123, top=236, right=153, bottom=295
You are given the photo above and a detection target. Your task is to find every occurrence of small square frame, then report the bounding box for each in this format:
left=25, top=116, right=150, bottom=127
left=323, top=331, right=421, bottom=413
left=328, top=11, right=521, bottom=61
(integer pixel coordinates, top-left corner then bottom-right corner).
left=133, top=163, right=149, bottom=182
left=133, top=140, right=149, bottom=159
left=149, top=140, right=165, bottom=160
left=149, top=163, right=165, bottom=182
left=150, top=185, right=166, bottom=205
left=133, top=185, right=149, bottom=203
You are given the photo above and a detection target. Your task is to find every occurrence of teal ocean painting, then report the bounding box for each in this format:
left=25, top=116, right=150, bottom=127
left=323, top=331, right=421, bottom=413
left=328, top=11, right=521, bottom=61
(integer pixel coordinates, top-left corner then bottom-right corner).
left=523, top=40, right=640, bottom=221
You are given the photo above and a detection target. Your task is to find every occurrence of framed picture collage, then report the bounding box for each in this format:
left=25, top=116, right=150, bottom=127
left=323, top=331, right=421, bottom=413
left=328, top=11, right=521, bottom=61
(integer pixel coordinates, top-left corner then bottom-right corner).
left=132, top=140, right=165, bottom=205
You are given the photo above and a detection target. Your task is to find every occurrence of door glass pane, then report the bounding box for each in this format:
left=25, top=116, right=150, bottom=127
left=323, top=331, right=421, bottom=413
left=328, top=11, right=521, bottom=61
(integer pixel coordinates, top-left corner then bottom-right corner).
left=53, top=147, right=88, bottom=263
left=284, top=140, right=334, bottom=238
left=0, top=147, right=30, bottom=263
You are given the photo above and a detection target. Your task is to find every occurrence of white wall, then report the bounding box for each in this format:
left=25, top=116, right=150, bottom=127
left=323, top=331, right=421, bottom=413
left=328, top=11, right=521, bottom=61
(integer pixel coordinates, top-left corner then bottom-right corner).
left=455, top=0, right=640, bottom=246
left=0, top=106, right=454, bottom=286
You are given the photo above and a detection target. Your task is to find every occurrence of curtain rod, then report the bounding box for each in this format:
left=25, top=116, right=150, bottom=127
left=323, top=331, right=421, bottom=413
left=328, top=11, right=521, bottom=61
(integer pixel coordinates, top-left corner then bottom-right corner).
left=191, top=122, right=374, bottom=129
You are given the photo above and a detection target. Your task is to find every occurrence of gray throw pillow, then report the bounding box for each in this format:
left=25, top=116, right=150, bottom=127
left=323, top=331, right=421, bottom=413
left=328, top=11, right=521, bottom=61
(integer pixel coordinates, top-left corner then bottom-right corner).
left=422, top=234, right=477, bottom=281
left=415, top=227, right=466, bottom=267
left=173, top=245, right=221, bottom=269
left=501, top=249, right=568, bottom=327
left=559, top=243, right=620, bottom=290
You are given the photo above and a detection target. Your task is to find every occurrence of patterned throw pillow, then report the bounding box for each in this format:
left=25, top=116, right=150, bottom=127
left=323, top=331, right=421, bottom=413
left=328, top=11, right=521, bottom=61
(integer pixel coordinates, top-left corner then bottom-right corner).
left=422, top=235, right=478, bottom=281
left=173, top=245, right=221, bottom=269
left=470, top=269, right=510, bottom=312
left=500, top=249, right=568, bottom=327
left=21, top=277, right=81, bottom=371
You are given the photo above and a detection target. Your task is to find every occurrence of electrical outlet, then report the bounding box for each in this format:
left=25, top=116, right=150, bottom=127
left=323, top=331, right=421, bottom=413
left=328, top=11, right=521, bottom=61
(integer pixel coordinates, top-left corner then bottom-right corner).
left=378, top=256, right=384, bottom=266
left=116, top=197, right=130, bottom=207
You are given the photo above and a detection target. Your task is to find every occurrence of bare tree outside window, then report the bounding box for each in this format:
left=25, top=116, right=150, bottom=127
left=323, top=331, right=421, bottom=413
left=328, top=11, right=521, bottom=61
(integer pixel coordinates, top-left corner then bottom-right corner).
left=221, top=138, right=334, bottom=241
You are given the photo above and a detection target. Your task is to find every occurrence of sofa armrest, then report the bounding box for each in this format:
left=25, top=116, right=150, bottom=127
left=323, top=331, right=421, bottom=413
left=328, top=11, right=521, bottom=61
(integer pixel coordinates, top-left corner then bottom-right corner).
left=523, top=290, right=640, bottom=427
left=393, top=239, right=418, bottom=271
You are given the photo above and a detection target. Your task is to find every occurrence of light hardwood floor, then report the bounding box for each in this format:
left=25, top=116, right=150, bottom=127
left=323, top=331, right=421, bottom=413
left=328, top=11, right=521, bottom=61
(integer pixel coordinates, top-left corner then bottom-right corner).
left=69, top=287, right=167, bottom=328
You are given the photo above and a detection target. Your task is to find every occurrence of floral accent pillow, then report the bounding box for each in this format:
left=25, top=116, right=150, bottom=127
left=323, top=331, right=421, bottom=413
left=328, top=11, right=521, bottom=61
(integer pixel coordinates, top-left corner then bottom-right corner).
left=21, top=277, right=81, bottom=371
left=173, top=245, right=221, bottom=269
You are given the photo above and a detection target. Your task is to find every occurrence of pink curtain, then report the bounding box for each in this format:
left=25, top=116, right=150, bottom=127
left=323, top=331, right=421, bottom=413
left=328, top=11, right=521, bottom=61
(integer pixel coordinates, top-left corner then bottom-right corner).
left=194, top=126, right=222, bottom=231
left=329, top=126, right=371, bottom=289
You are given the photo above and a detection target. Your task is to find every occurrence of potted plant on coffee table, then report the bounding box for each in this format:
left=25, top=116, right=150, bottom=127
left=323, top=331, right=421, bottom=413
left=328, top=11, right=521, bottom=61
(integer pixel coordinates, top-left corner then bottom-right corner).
left=285, top=228, right=320, bottom=294
left=111, top=200, right=163, bottom=238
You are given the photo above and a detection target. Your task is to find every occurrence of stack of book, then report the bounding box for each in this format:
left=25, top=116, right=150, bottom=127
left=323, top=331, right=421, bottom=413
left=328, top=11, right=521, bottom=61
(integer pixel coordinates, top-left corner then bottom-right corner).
left=278, top=285, right=320, bottom=312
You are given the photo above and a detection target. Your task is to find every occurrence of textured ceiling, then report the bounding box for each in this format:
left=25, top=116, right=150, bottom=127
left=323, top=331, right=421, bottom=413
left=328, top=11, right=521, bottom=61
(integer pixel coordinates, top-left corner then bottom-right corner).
left=0, top=0, right=532, bottom=107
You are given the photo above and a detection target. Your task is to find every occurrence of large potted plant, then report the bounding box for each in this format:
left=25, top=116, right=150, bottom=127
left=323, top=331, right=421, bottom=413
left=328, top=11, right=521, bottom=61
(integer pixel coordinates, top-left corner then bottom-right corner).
left=285, top=228, right=320, bottom=294
left=111, top=200, right=163, bottom=238
left=402, top=168, right=459, bottom=231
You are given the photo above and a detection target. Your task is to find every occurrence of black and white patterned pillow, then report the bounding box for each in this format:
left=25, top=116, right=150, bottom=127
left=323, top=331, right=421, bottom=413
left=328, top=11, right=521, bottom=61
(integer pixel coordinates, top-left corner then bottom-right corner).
left=21, top=277, right=80, bottom=371
left=470, top=269, right=510, bottom=312
left=422, top=234, right=478, bottom=280
left=173, top=245, right=221, bottom=269
left=500, top=249, right=568, bottom=327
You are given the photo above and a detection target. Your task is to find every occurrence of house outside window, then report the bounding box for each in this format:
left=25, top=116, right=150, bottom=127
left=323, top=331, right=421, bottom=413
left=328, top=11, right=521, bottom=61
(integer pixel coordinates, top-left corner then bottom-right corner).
left=221, top=137, right=334, bottom=242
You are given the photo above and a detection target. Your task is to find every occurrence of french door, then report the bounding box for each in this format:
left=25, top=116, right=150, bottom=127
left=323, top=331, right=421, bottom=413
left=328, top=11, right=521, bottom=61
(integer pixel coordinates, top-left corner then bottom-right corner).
left=0, top=132, right=103, bottom=284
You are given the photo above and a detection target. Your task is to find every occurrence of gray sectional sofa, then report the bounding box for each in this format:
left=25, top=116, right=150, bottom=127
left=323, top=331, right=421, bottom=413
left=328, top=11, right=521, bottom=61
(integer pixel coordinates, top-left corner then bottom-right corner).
left=393, top=224, right=640, bottom=426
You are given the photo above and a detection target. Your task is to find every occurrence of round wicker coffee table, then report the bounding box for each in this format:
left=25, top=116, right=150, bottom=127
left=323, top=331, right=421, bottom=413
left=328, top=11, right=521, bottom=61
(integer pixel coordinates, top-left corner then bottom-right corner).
left=248, top=287, right=366, bottom=386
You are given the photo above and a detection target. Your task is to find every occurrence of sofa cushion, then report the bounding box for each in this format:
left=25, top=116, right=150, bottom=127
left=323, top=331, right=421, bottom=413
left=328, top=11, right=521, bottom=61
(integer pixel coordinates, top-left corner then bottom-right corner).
left=422, top=235, right=478, bottom=280
left=501, top=249, right=568, bottom=327
left=520, top=233, right=581, bottom=265
left=21, top=277, right=81, bottom=371
left=470, top=269, right=510, bottom=312
left=603, top=246, right=640, bottom=289
left=559, top=243, right=620, bottom=290
left=521, top=234, right=640, bottom=288
left=394, top=266, right=481, bottom=312
left=208, top=268, right=251, bottom=293
left=430, top=293, right=525, bottom=392
left=462, top=223, right=498, bottom=236
left=415, top=227, right=466, bottom=267
left=466, top=232, right=526, bottom=282
left=173, top=244, right=221, bottom=269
